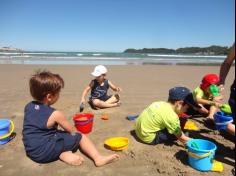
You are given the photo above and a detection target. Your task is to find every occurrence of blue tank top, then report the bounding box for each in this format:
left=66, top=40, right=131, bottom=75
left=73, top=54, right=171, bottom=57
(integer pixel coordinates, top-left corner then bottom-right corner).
left=90, top=79, right=109, bottom=99
left=22, top=101, right=63, bottom=162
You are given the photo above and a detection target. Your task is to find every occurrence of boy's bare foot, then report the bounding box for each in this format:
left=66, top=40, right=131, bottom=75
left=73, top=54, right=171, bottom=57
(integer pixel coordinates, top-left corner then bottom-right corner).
left=95, top=154, right=120, bottom=167
left=60, top=152, right=85, bottom=166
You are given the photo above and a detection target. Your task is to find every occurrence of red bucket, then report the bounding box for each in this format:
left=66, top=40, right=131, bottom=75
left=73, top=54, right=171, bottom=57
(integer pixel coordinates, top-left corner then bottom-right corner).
left=73, top=113, right=94, bottom=134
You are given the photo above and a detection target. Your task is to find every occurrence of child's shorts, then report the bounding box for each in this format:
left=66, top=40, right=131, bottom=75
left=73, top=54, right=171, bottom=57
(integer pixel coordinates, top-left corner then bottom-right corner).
left=89, top=95, right=112, bottom=109
left=90, top=95, right=112, bottom=102
left=57, top=131, right=82, bottom=153
left=150, top=129, right=177, bottom=145
left=29, top=131, right=82, bottom=163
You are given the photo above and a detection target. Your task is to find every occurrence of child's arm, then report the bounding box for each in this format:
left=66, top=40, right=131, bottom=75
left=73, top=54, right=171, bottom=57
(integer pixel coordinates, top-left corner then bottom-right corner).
left=219, top=43, right=235, bottom=87
left=196, top=97, right=221, bottom=107
left=108, top=80, right=122, bottom=92
left=226, top=123, right=235, bottom=136
left=47, top=111, right=77, bottom=133
left=196, top=97, right=213, bottom=105
left=81, top=82, right=93, bottom=104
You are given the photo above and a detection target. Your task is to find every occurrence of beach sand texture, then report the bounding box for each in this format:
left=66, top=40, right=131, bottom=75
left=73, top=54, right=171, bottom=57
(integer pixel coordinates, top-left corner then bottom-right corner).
left=0, top=64, right=235, bottom=176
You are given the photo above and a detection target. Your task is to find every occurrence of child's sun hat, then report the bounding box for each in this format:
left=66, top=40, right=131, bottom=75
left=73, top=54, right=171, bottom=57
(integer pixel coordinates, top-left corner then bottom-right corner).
left=91, top=65, right=108, bottom=77
left=200, top=74, right=220, bottom=90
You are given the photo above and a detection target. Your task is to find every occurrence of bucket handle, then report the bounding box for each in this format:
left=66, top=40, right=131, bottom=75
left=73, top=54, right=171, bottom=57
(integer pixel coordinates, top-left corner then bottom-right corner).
left=188, top=151, right=212, bottom=159
left=75, top=118, right=94, bottom=126
left=0, top=120, right=14, bottom=140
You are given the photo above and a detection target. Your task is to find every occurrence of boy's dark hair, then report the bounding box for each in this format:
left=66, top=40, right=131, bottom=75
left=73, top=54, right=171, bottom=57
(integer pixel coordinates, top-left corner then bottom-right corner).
left=29, top=71, right=64, bottom=101
left=168, top=99, right=187, bottom=106
left=168, top=99, right=178, bottom=105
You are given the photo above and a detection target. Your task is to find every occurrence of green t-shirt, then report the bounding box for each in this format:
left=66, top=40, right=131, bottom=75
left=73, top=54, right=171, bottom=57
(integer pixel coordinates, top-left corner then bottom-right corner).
left=193, top=86, right=210, bottom=100
left=135, top=102, right=182, bottom=144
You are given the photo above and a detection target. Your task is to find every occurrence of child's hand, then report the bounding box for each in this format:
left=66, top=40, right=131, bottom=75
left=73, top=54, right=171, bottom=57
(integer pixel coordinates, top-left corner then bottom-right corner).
left=79, top=103, right=85, bottom=112
left=81, top=98, right=86, bottom=105
left=116, top=87, right=122, bottom=92
left=214, top=102, right=222, bottom=108
left=219, top=84, right=225, bottom=93
left=184, top=138, right=193, bottom=147
left=80, top=99, right=86, bottom=112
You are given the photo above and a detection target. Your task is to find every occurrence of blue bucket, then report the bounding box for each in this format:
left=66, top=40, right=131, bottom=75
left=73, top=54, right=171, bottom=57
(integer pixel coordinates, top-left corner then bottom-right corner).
left=214, top=112, right=233, bottom=131
left=186, top=139, right=217, bottom=172
left=0, top=119, right=14, bottom=145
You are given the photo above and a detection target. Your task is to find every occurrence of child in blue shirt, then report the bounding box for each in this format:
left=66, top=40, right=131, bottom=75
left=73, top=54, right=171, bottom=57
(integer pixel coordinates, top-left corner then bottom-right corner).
left=81, top=65, right=122, bottom=110
left=22, top=71, right=119, bottom=166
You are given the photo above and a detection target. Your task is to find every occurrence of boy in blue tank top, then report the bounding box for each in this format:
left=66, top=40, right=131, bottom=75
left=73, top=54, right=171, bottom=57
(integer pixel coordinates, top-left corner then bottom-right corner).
left=22, top=71, right=119, bottom=166
left=80, top=65, right=122, bottom=110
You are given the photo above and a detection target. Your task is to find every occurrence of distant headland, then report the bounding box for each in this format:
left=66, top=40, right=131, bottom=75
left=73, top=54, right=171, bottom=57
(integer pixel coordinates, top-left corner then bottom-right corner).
left=124, top=45, right=230, bottom=55
left=0, top=47, right=24, bottom=52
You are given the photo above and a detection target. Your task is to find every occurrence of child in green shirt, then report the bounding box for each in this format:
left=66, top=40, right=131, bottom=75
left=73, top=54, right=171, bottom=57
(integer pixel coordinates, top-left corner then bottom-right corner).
left=135, top=87, right=201, bottom=145
left=192, top=74, right=223, bottom=121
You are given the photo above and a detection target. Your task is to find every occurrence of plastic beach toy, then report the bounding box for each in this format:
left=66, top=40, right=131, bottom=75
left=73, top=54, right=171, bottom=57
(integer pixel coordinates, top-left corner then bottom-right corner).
left=186, top=139, right=217, bottom=172
left=184, top=120, right=200, bottom=131
left=127, top=115, right=139, bottom=121
left=0, top=119, right=14, bottom=145
left=73, top=113, right=94, bottom=134
left=79, top=103, right=85, bottom=112
left=101, top=114, right=109, bottom=120
left=191, top=142, right=199, bottom=150
left=214, top=112, right=233, bottom=131
left=220, top=104, right=232, bottom=114
left=212, top=160, right=224, bottom=172
left=104, top=137, right=129, bottom=151
left=210, top=84, right=220, bottom=97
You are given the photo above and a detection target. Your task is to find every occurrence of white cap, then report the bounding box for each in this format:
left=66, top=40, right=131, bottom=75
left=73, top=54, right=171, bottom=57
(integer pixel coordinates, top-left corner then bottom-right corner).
left=91, top=65, right=108, bottom=77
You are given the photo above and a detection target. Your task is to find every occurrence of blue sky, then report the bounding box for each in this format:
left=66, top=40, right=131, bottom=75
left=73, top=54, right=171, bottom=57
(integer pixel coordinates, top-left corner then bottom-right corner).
left=0, top=0, right=235, bottom=52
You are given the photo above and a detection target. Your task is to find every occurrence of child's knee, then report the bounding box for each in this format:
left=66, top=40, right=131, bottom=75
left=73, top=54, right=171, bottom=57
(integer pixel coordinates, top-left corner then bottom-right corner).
left=92, top=99, right=104, bottom=107
left=93, top=99, right=100, bottom=105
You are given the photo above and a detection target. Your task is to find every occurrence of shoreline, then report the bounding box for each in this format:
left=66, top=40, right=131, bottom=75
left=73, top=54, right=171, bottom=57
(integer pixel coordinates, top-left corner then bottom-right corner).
left=0, top=56, right=231, bottom=66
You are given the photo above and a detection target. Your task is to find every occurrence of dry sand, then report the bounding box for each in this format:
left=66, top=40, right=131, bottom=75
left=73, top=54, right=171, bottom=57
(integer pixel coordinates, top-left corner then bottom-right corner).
left=0, top=64, right=235, bottom=176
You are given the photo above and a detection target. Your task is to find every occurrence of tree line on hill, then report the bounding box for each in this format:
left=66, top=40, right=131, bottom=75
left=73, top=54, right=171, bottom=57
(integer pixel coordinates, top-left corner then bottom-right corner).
left=124, top=45, right=230, bottom=55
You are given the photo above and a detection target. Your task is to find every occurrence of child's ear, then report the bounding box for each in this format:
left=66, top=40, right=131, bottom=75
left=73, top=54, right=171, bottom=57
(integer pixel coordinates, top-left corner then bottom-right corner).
left=46, top=94, right=53, bottom=101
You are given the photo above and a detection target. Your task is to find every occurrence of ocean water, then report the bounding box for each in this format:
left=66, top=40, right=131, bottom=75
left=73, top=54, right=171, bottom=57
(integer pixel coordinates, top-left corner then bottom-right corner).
left=0, top=51, right=227, bottom=65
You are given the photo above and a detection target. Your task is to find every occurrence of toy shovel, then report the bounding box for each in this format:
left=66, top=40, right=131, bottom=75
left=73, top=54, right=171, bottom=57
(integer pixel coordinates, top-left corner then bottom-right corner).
left=79, top=103, right=85, bottom=112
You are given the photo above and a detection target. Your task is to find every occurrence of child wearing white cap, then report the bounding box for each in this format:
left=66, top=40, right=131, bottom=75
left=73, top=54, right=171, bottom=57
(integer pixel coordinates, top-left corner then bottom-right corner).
left=80, top=65, right=122, bottom=110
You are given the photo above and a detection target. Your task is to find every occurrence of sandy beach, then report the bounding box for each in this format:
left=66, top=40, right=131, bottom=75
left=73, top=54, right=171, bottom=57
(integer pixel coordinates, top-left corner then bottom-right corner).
left=0, top=64, right=235, bottom=176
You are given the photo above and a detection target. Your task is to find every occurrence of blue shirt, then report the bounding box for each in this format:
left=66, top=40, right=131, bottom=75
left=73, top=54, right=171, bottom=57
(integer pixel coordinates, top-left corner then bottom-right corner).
left=90, top=79, right=110, bottom=100
left=22, top=101, right=63, bottom=163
